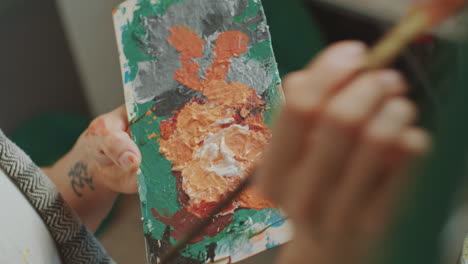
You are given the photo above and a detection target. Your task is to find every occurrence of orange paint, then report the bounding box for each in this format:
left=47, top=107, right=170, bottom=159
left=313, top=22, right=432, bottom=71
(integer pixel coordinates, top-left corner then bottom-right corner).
left=168, top=25, right=205, bottom=59
left=239, top=187, right=275, bottom=210
left=205, top=31, right=249, bottom=81
left=174, top=62, right=203, bottom=90
left=148, top=132, right=158, bottom=140
left=202, top=80, right=260, bottom=108
left=160, top=118, right=178, bottom=140
left=162, top=25, right=273, bottom=217
left=160, top=102, right=234, bottom=169
left=168, top=25, right=205, bottom=90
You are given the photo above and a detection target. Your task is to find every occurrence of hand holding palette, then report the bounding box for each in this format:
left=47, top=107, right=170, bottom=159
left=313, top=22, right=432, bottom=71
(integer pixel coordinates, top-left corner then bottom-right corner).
left=113, top=0, right=291, bottom=263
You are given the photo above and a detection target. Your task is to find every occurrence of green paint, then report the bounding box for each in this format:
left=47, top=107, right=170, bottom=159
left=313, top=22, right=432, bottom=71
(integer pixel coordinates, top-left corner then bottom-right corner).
left=131, top=102, right=181, bottom=236
left=234, top=0, right=261, bottom=24
left=244, top=39, right=284, bottom=128
left=121, top=20, right=155, bottom=81
left=246, top=40, right=272, bottom=62
left=181, top=209, right=284, bottom=260
left=264, top=66, right=284, bottom=129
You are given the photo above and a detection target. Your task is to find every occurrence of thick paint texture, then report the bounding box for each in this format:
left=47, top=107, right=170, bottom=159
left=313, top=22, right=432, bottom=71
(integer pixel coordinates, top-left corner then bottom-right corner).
left=168, top=25, right=204, bottom=90
left=114, top=0, right=291, bottom=263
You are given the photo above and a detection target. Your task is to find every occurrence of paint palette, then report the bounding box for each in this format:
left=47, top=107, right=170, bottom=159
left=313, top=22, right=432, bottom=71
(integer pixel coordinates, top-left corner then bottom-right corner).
left=113, top=0, right=292, bottom=263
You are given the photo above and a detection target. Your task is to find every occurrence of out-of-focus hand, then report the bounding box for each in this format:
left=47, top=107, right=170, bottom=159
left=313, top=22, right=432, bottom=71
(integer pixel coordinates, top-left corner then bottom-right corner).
left=255, top=41, right=430, bottom=264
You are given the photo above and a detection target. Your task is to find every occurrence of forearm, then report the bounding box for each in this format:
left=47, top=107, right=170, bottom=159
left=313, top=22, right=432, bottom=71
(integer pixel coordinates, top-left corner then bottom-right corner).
left=42, top=145, right=118, bottom=232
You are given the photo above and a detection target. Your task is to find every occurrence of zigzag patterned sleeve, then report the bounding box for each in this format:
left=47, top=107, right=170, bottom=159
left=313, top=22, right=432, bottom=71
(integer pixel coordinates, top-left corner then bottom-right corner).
left=0, top=130, right=116, bottom=264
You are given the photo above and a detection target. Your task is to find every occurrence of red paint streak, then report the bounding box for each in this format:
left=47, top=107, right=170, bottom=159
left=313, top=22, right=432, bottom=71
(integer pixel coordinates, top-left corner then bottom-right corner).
left=205, top=31, right=250, bottom=81
left=153, top=174, right=237, bottom=242
left=160, top=118, right=178, bottom=140
left=414, top=34, right=435, bottom=44
left=190, top=97, right=206, bottom=105
left=233, top=113, right=243, bottom=123
left=151, top=207, right=234, bottom=244
left=248, top=125, right=264, bottom=132
left=188, top=200, right=238, bottom=218
left=168, top=25, right=205, bottom=90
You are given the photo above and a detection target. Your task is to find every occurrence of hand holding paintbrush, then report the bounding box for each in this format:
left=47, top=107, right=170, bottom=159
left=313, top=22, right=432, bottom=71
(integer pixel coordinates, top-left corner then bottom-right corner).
left=161, top=0, right=465, bottom=263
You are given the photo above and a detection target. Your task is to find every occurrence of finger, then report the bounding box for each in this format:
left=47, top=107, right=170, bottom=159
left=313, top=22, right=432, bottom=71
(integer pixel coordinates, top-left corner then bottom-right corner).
left=323, top=98, right=417, bottom=236
left=101, top=131, right=141, bottom=171
left=359, top=127, right=430, bottom=237
left=256, top=41, right=368, bottom=203
left=87, top=106, right=141, bottom=170
left=86, top=105, right=129, bottom=138
left=284, top=41, right=368, bottom=115
left=100, top=163, right=139, bottom=194
left=106, top=105, right=131, bottom=132
left=255, top=110, right=309, bottom=202
left=286, top=70, right=406, bottom=227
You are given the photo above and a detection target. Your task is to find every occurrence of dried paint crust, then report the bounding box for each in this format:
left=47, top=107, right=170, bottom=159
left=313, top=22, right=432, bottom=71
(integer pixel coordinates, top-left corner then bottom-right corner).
left=113, top=0, right=291, bottom=263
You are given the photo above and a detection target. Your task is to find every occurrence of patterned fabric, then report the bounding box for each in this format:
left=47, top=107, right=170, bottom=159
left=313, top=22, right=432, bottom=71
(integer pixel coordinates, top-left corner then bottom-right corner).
left=0, top=130, right=115, bottom=264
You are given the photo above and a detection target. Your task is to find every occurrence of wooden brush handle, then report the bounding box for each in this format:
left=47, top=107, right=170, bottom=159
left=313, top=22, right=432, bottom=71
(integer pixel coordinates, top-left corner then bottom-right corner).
left=363, top=10, right=430, bottom=70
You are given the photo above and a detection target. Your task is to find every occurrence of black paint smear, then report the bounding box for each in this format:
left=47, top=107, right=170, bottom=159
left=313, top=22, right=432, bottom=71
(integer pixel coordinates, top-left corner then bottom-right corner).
left=249, top=103, right=268, bottom=116
left=153, top=85, right=206, bottom=118
left=261, top=89, right=272, bottom=105
left=130, top=85, right=205, bottom=126
left=145, top=229, right=205, bottom=264
left=145, top=232, right=162, bottom=264
left=205, top=243, right=217, bottom=263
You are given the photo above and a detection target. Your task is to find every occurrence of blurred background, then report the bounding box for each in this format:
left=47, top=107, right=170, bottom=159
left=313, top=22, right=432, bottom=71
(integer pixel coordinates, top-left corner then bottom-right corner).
left=0, top=0, right=465, bottom=263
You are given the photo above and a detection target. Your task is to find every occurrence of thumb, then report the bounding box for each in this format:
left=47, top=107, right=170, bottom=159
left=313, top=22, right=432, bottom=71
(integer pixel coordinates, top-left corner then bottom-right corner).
left=101, top=131, right=141, bottom=171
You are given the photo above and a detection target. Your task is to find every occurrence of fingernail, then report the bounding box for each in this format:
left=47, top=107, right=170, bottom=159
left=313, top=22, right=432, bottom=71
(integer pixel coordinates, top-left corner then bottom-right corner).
left=379, top=70, right=403, bottom=86
left=334, top=42, right=367, bottom=58
left=327, top=42, right=367, bottom=70
left=119, top=152, right=137, bottom=169
left=379, top=71, right=406, bottom=95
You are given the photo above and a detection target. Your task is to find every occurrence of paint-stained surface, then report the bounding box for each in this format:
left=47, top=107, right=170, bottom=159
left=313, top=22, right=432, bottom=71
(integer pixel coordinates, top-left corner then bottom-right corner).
left=113, top=0, right=292, bottom=263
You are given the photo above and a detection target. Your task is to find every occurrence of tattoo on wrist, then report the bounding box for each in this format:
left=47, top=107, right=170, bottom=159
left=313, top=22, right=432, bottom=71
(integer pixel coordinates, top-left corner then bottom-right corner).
left=68, top=161, right=94, bottom=197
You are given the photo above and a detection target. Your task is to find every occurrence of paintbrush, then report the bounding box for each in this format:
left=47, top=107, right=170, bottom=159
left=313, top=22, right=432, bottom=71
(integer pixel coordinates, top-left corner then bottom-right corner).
left=160, top=1, right=466, bottom=263
left=363, top=0, right=466, bottom=69
left=160, top=177, right=253, bottom=264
